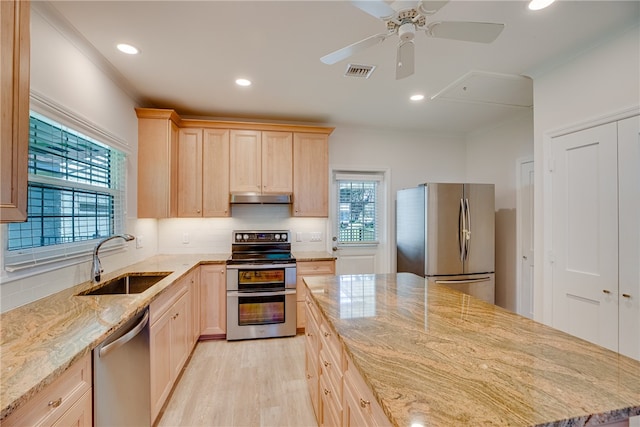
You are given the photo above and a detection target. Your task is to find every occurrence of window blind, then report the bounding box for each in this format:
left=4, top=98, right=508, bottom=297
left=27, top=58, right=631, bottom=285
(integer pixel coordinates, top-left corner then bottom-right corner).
left=335, top=172, right=382, bottom=245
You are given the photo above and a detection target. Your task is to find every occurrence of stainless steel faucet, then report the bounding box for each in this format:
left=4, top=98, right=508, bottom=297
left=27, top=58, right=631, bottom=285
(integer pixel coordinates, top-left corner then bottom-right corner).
left=92, top=234, right=135, bottom=282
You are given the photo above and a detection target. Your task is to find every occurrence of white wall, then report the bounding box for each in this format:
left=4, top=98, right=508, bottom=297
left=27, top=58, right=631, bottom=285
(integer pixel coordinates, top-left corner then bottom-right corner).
left=0, top=7, right=155, bottom=312
left=465, top=110, right=534, bottom=311
left=532, top=24, right=640, bottom=324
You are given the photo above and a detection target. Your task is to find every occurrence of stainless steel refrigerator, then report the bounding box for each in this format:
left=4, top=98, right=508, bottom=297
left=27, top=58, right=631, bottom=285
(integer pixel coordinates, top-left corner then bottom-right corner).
left=396, top=183, right=495, bottom=303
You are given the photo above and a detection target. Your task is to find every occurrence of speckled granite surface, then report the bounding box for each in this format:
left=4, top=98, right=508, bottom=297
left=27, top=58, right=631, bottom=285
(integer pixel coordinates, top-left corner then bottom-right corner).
left=0, top=253, right=228, bottom=420
left=304, top=273, right=640, bottom=427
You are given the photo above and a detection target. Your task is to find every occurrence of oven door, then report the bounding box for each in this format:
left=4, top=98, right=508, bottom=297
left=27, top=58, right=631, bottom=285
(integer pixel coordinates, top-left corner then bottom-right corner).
left=226, top=289, right=297, bottom=340
left=226, top=264, right=296, bottom=292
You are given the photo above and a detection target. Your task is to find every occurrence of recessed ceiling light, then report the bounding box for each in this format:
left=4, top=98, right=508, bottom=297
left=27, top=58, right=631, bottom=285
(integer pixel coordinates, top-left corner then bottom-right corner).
left=235, top=78, right=252, bottom=87
left=410, top=94, right=425, bottom=102
left=528, top=0, right=555, bottom=11
left=116, top=43, right=139, bottom=55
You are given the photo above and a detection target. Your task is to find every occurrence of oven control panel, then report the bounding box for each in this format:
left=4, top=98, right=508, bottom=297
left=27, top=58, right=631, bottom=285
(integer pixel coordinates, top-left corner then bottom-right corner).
left=232, top=230, right=290, bottom=243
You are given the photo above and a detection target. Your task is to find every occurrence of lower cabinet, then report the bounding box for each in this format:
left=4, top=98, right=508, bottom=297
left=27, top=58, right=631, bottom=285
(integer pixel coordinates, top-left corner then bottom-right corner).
left=297, top=259, right=335, bottom=329
left=149, top=276, right=191, bottom=422
left=305, top=286, right=390, bottom=427
left=2, top=353, right=92, bottom=427
left=200, top=264, right=226, bottom=338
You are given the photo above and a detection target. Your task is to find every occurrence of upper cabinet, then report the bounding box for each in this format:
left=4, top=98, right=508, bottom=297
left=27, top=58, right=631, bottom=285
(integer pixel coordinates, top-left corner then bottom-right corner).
left=0, top=0, right=30, bottom=223
left=293, top=133, right=329, bottom=217
left=177, top=128, right=230, bottom=217
left=229, top=130, right=292, bottom=195
left=136, top=109, right=180, bottom=218
left=136, top=108, right=333, bottom=218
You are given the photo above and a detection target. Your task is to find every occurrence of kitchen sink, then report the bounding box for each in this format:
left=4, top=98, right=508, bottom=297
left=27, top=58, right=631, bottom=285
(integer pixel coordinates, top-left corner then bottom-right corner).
left=78, top=272, right=172, bottom=295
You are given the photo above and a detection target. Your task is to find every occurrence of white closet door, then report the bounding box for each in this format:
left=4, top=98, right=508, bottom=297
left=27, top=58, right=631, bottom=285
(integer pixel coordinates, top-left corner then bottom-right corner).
left=551, top=122, right=619, bottom=352
left=618, top=115, right=640, bottom=361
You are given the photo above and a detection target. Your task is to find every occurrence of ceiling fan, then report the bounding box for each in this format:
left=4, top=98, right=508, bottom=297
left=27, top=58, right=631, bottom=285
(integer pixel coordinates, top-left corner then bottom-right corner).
left=320, top=0, right=505, bottom=80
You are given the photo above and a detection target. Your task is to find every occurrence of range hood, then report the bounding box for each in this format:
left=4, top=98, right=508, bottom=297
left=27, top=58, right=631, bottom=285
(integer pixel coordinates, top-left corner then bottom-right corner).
left=229, top=193, right=292, bottom=204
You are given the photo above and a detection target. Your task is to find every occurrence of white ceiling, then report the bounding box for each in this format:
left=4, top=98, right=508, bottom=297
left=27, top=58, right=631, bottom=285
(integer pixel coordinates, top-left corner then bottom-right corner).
left=44, top=0, right=639, bottom=134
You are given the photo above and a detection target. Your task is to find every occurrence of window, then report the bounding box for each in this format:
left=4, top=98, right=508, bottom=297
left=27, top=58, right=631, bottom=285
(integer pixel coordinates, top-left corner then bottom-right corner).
left=335, top=173, right=381, bottom=244
left=4, top=111, right=126, bottom=271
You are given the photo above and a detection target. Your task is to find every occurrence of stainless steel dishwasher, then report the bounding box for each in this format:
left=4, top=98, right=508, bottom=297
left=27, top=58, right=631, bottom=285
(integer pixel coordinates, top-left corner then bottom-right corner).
left=93, top=308, right=151, bottom=426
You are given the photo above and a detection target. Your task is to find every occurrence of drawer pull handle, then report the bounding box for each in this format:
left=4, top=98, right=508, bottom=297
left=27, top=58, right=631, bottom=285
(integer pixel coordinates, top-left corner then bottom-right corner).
left=323, top=388, right=331, bottom=396
left=323, top=360, right=331, bottom=368
left=359, top=398, right=370, bottom=408
left=622, top=293, right=631, bottom=298
left=48, top=398, right=62, bottom=408
left=602, top=289, right=611, bottom=294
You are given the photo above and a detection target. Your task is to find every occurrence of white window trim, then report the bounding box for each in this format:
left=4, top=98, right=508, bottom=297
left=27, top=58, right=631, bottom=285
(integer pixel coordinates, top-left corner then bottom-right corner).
left=0, top=93, right=130, bottom=283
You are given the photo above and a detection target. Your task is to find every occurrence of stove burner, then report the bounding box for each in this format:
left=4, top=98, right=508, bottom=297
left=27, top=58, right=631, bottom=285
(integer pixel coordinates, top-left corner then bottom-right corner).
left=228, top=230, right=295, bottom=265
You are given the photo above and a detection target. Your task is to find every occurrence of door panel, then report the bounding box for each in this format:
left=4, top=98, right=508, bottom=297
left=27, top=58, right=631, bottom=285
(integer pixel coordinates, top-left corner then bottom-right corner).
left=426, top=183, right=464, bottom=276
left=519, top=160, right=535, bottom=319
left=618, top=115, right=640, bottom=360
left=464, top=184, right=495, bottom=274
left=552, top=122, right=618, bottom=352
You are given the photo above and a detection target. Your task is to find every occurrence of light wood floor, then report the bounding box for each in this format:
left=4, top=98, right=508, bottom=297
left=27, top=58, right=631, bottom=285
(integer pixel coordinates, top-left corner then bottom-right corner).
left=157, top=335, right=317, bottom=427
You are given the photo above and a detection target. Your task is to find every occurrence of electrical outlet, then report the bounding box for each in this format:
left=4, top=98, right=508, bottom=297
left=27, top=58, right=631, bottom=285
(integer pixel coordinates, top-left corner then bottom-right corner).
left=182, top=233, right=190, bottom=244
left=136, top=235, right=144, bottom=249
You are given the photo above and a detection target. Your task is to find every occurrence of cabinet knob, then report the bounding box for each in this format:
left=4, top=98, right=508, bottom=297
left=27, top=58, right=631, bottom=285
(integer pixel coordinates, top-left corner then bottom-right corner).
left=323, top=360, right=331, bottom=368
left=48, top=398, right=62, bottom=408
left=359, top=398, right=370, bottom=408
left=323, top=388, right=331, bottom=396
left=306, top=374, right=312, bottom=379
left=622, top=293, right=631, bottom=298
left=323, top=331, right=331, bottom=337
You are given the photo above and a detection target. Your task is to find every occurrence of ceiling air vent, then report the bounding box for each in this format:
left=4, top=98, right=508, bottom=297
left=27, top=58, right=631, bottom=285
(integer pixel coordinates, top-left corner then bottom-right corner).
left=344, top=64, right=376, bottom=79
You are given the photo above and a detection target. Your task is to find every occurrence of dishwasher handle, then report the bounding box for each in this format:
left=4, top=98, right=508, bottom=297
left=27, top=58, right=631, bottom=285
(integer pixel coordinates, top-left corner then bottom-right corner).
left=434, top=277, right=491, bottom=284
left=99, top=309, right=149, bottom=358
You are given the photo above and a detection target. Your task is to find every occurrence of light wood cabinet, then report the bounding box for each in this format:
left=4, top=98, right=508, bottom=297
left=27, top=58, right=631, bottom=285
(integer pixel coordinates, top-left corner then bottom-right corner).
left=343, top=357, right=390, bottom=427
left=200, top=264, right=226, bottom=338
left=0, top=0, right=30, bottom=222
left=136, top=109, right=180, bottom=218
left=149, top=278, right=191, bottom=422
left=177, top=128, right=230, bottom=217
left=293, top=133, right=329, bottom=217
left=188, top=268, right=201, bottom=349
left=296, top=260, right=335, bottom=329
left=305, top=290, right=321, bottom=420
left=229, top=130, right=292, bottom=194
left=2, top=353, right=92, bottom=427
left=135, top=108, right=333, bottom=218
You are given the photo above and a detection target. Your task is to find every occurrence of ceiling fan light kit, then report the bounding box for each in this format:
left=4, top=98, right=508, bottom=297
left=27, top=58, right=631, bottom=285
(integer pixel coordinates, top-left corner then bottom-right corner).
left=321, top=0, right=505, bottom=80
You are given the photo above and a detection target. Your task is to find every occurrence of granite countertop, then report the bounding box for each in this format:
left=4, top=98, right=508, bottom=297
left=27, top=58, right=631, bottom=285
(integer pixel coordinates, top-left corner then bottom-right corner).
left=0, top=253, right=229, bottom=420
left=304, top=273, right=640, bottom=427
left=293, top=251, right=336, bottom=262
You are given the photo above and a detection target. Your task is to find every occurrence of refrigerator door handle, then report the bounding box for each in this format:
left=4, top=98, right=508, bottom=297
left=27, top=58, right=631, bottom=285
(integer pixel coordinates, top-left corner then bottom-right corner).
left=459, top=198, right=466, bottom=261
left=435, top=277, right=491, bottom=284
left=464, top=198, right=471, bottom=261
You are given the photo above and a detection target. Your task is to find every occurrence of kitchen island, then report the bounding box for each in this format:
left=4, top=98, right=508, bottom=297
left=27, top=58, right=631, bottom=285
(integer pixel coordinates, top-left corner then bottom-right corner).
left=303, top=273, right=640, bottom=427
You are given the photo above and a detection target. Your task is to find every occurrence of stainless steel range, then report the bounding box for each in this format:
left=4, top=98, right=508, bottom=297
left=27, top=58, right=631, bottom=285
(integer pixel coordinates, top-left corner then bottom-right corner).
left=226, top=230, right=296, bottom=340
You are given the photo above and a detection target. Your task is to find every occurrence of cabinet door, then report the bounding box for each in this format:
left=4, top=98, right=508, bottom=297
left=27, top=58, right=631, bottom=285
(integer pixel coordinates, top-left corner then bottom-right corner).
left=177, top=128, right=203, bottom=217
left=137, top=113, right=179, bottom=218
left=296, top=260, right=336, bottom=328
left=618, top=115, right=640, bottom=361
left=0, top=0, right=30, bottom=223
left=200, top=265, right=227, bottom=337
left=150, top=309, right=172, bottom=421
left=293, top=133, right=329, bottom=217
left=203, top=129, right=230, bottom=216
left=171, top=293, right=190, bottom=379
left=262, top=131, right=293, bottom=194
left=551, top=122, right=619, bottom=352
left=230, top=130, right=262, bottom=193
left=189, top=269, right=201, bottom=349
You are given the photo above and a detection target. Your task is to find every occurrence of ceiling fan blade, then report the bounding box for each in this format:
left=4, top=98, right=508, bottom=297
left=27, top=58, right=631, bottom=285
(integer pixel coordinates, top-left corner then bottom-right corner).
left=396, top=40, right=415, bottom=80
left=417, top=1, right=449, bottom=15
left=426, top=21, right=505, bottom=43
left=350, top=0, right=396, bottom=20
left=320, top=33, right=390, bottom=65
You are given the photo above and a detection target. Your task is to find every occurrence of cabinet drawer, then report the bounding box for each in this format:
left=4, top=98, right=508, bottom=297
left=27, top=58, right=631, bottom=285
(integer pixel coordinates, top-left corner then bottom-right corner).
left=320, top=371, right=342, bottom=427
left=297, top=260, right=335, bottom=276
left=4, top=353, right=91, bottom=427
left=319, top=347, right=342, bottom=402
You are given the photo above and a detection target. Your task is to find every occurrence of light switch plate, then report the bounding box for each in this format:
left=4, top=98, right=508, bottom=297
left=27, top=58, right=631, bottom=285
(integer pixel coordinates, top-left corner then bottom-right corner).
left=296, top=232, right=303, bottom=242
left=310, top=232, right=322, bottom=242
left=136, top=235, right=144, bottom=249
